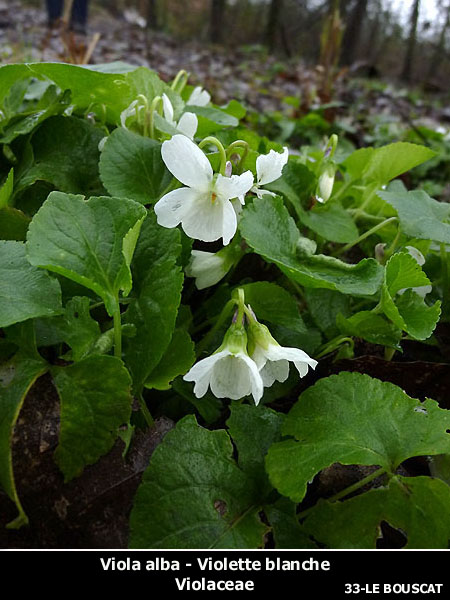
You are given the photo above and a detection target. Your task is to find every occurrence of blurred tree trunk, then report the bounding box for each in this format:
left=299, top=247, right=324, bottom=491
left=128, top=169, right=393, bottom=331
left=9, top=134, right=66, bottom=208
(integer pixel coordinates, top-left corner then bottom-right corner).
left=146, top=0, right=158, bottom=30
left=401, top=0, right=420, bottom=82
left=265, top=0, right=284, bottom=52
left=426, top=1, right=450, bottom=82
left=210, top=0, right=226, bottom=43
left=340, top=0, right=368, bottom=65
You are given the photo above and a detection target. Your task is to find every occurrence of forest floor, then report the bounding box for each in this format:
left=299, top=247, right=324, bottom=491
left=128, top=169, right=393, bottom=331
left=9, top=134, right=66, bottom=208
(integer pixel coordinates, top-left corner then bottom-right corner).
left=2, top=0, right=450, bottom=126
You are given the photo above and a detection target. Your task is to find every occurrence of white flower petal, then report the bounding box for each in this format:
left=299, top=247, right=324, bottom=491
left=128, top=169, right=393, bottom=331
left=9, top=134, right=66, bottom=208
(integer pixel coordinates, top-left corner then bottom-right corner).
left=162, top=93, right=174, bottom=124
left=192, top=372, right=212, bottom=398
left=209, top=354, right=252, bottom=400
left=161, top=134, right=213, bottom=192
left=188, top=86, right=211, bottom=106
left=266, top=343, right=317, bottom=369
left=186, top=250, right=227, bottom=289
left=221, top=199, right=238, bottom=246
left=406, top=246, right=426, bottom=266
left=214, top=171, right=254, bottom=202
left=260, top=359, right=290, bottom=387
left=238, top=353, right=264, bottom=405
left=184, top=350, right=229, bottom=382
left=256, top=147, right=289, bottom=186
left=154, top=187, right=199, bottom=228
left=180, top=194, right=236, bottom=244
left=120, top=99, right=138, bottom=129
left=176, top=112, right=198, bottom=139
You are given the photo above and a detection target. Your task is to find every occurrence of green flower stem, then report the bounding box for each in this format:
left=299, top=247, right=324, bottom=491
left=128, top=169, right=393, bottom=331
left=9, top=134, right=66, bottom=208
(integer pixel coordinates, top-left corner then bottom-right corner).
left=384, top=347, right=396, bottom=361
left=332, top=178, right=354, bottom=202
left=297, top=467, right=387, bottom=521
left=315, top=335, right=354, bottom=359
left=236, top=287, right=245, bottom=323
left=347, top=209, right=385, bottom=223
left=226, top=140, right=249, bottom=172
left=199, top=136, right=227, bottom=175
left=138, top=391, right=154, bottom=428
left=113, top=304, right=122, bottom=359
left=171, top=69, right=189, bottom=94
left=148, top=95, right=162, bottom=139
left=441, top=243, right=449, bottom=317
left=383, top=227, right=402, bottom=263
left=352, top=188, right=377, bottom=221
left=333, top=217, right=398, bottom=257
left=196, top=298, right=237, bottom=355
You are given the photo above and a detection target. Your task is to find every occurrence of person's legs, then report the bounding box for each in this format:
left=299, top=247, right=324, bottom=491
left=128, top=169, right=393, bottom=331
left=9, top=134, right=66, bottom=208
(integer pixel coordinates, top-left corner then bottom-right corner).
left=70, top=0, right=89, bottom=33
left=45, top=0, right=63, bottom=26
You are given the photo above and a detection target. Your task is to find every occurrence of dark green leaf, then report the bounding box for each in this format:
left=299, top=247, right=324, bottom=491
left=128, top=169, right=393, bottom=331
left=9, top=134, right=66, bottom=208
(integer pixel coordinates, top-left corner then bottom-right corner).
left=144, top=329, right=195, bottom=390
left=336, top=311, right=402, bottom=349
left=0, top=353, right=47, bottom=527
left=129, top=415, right=268, bottom=548
left=266, top=372, right=450, bottom=502
left=26, top=192, right=147, bottom=315
left=303, top=476, right=450, bottom=549
left=123, top=212, right=183, bottom=390
left=240, top=196, right=383, bottom=296
left=226, top=403, right=285, bottom=495
left=99, top=128, right=172, bottom=204
left=52, top=355, right=133, bottom=481
left=0, top=240, right=61, bottom=328
left=15, top=116, right=105, bottom=197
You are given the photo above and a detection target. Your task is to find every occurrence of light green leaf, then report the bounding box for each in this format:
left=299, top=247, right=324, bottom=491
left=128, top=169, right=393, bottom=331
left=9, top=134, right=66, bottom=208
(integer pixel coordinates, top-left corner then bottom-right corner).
left=266, top=372, right=450, bottom=502
left=52, top=355, right=133, bottom=481
left=0, top=240, right=62, bottom=328
left=240, top=196, right=383, bottom=296
left=186, top=105, right=239, bottom=128
left=378, top=189, right=450, bottom=244
left=0, top=353, right=48, bottom=527
left=303, top=475, right=450, bottom=549
left=0, top=168, right=14, bottom=209
left=381, top=251, right=441, bottom=340
left=362, top=142, right=436, bottom=183
left=26, top=192, right=147, bottom=316
left=298, top=202, right=359, bottom=244
left=129, top=415, right=268, bottom=548
left=343, top=142, right=436, bottom=183
left=123, top=212, right=183, bottom=391
left=99, top=128, right=172, bottom=204
left=144, top=329, right=195, bottom=390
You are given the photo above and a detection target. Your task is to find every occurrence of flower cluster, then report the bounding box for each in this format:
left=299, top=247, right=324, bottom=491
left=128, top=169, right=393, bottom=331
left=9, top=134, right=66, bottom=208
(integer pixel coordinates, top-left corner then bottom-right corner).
left=184, top=296, right=317, bottom=405
left=154, top=134, right=288, bottom=282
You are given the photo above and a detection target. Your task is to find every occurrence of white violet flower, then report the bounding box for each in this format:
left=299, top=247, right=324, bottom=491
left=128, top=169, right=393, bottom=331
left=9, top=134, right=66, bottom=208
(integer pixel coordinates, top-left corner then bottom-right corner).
left=316, top=163, right=336, bottom=204
left=187, top=86, right=211, bottom=107
left=186, top=243, right=242, bottom=290
left=251, top=147, right=289, bottom=198
left=154, top=135, right=254, bottom=245
left=162, top=93, right=198, bottom=139
left=248, top=318, right=318, bottom=387
left=184, top=324, right=263, bottom=405
left=120, top=99, right=143, bottom=129
left=397, top=246, right=432, bottom=298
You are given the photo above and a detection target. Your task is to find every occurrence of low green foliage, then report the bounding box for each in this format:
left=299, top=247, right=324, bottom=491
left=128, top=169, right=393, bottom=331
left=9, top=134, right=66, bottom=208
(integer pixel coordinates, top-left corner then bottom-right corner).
left=0, top=62, right=448, bottom=548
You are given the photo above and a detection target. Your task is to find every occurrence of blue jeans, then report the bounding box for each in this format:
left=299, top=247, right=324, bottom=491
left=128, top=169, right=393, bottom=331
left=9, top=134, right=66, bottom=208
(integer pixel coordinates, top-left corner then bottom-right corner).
left=46, top=0, right=89, bottom=29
